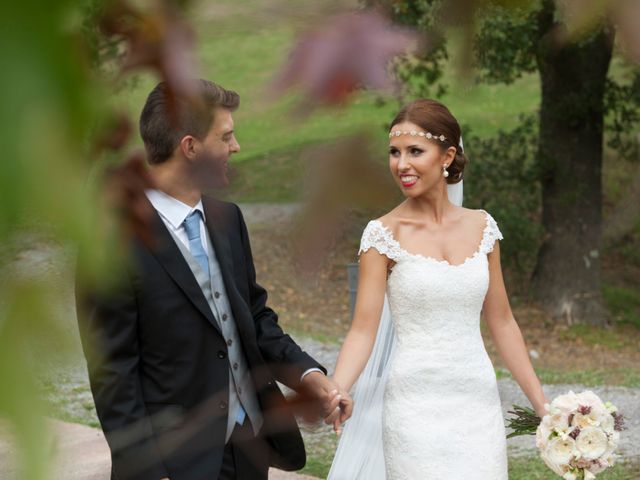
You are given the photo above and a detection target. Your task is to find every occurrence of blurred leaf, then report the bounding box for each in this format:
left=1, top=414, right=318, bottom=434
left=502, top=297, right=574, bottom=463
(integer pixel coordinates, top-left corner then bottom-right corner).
left=271, top=10, right=419, bottom=109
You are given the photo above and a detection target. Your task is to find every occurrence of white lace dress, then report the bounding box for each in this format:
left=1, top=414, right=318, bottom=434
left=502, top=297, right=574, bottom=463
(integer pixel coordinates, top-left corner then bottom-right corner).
left=359, top=209, right=508, bottom=479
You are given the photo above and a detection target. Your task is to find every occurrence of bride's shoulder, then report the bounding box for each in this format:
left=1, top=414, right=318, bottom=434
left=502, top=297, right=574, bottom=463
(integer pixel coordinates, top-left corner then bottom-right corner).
left=459, top=207, right=500, bottom=229
left=359, top=211, right=404, bottom=260
left=463, top=208, right=504, bottom=249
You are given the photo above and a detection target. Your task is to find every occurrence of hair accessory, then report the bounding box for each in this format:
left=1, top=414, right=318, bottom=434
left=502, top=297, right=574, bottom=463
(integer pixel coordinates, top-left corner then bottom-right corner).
left=389, top=130, right=446, bottom=142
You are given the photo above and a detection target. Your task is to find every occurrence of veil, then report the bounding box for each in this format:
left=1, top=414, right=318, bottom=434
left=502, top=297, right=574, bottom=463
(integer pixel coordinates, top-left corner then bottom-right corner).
left=327, top=137, right=464, bottom=480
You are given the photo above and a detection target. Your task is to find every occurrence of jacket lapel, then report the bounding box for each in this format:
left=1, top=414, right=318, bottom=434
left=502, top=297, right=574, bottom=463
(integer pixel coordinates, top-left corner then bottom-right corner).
left=146, top=203, right=222, bottom=334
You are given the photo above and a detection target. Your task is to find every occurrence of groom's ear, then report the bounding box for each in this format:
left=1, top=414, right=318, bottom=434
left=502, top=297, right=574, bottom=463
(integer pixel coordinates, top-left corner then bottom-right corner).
left=178, top=135, right=198, bottom=160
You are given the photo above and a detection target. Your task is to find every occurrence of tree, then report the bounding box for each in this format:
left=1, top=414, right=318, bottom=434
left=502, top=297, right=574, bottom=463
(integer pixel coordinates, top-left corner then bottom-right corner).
left=376, top=0, right=640, bottom=326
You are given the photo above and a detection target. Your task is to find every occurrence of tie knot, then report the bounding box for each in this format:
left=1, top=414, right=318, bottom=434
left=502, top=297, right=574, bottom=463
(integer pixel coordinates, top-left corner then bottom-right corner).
left=183, top=210, right=202, bottom=241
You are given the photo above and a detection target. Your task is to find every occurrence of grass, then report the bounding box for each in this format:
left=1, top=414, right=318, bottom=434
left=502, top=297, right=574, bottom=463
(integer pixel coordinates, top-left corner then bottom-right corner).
left=508, top=456, right=640, bottom=480
left=301, top=449, right=640, bottom=479
left=604, top=283, right=640, bottom=328
left=558, top=324, right=631, bottom=350
left=496, top=367, right=640, bottom=389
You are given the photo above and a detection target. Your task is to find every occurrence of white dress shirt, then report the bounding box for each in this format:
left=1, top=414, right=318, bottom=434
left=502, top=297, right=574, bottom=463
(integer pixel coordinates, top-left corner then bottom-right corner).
left=144, top=189, right=322, bottom=383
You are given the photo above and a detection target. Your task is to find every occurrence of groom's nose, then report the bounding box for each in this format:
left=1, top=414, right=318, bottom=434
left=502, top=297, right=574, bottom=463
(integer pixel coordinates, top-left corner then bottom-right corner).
left=230, top=136, right=240, bottom=153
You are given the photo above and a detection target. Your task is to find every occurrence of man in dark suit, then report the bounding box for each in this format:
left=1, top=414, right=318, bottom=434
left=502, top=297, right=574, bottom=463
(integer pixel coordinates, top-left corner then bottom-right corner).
left=76, top=79, right=351, bottom=480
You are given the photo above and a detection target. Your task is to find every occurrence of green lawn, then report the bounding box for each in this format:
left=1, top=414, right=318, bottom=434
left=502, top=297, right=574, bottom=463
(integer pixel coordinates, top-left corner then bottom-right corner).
left=301, top=449, right=640, bottom=479
left=109, top=0, right=542, bottom=203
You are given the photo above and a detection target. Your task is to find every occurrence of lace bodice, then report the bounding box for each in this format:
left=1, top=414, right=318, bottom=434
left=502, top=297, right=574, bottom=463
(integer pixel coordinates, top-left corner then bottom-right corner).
left=358, top=209, right=503, bottom=266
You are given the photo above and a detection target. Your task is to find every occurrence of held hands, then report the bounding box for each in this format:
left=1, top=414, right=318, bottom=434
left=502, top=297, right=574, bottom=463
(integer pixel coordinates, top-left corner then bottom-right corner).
left=299, top=372, right=353, bottom=435
left=323, top=382, right=353, bottom=436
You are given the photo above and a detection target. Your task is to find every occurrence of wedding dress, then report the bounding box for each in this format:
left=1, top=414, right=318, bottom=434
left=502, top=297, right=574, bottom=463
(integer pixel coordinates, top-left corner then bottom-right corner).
left=328, top=208, right=508, bottom=479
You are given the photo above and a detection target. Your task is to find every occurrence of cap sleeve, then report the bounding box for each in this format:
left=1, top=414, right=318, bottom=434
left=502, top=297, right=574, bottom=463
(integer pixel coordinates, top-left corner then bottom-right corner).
left=358, top=220, right=405, bottom=262
left=479, top=210, right=503, bottom=255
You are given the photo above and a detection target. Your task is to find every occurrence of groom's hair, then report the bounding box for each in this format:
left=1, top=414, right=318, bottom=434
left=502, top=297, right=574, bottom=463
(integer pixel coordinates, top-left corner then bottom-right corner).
left=139, top=79, right=240, bottom=164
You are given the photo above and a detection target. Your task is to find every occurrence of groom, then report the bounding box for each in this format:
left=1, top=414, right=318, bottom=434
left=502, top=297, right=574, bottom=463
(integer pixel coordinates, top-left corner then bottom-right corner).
left=76, top=79, right=348, bottom=480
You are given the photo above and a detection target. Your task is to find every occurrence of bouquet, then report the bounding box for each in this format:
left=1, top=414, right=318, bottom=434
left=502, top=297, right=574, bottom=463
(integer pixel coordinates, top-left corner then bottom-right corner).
left=506, top=390, right=626, bottom=479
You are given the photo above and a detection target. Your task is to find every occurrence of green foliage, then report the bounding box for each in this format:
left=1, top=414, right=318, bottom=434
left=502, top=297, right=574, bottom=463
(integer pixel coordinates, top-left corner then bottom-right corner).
left=464, top=115, right=542, bottom=289
left=474, top=2, right=540, bottom=84
left=604, top=66, right=640, bottom=161
left=366, top=0, right=450, bottom=104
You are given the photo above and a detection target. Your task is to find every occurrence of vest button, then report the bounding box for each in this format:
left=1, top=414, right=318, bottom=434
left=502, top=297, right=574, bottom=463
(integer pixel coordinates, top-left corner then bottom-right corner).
left=227, top=339, right=233, bottom=346
left=214, top=291, right=221, bottom=299
left=217, top=351, right=227, bottom=359
left=222, top=313, right=228, bottom=321
left=233, top=362, right=239, bottom=370
left=219, top=401, right=227, bottom=410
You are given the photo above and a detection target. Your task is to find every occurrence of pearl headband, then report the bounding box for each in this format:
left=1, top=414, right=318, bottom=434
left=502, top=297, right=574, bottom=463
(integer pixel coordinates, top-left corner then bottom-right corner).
left=388, top=130, right=446, bottom=142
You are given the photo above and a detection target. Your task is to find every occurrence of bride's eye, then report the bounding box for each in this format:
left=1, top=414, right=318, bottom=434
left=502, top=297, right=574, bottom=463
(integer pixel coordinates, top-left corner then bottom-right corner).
left=410, top=147, right=423, bottom=156
left=389, top=147, right=400, bottom=157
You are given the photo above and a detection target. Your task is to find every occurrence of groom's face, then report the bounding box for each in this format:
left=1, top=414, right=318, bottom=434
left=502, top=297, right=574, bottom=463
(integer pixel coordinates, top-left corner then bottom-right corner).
left=192, top=107, right=240, bottom=189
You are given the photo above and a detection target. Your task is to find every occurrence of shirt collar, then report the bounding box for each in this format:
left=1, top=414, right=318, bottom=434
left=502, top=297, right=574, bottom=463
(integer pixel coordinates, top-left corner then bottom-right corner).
left=145, top=189, right=206, bottom=231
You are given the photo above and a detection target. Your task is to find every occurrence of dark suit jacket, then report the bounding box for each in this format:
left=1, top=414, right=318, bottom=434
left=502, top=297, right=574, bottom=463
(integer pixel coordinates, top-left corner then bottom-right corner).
left=76, top=196, right=325, bottom=480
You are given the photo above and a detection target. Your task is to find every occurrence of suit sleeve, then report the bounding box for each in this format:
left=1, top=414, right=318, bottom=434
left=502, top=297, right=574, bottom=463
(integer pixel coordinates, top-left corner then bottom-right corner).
left=234, top=204, right=327, bottom=389
left=75, top=262, right=168, bottom=480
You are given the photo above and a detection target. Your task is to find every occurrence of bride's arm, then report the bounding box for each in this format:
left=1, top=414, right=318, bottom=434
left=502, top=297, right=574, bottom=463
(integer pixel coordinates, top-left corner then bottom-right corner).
left=333, top=249, right=389, bottom=394
left=482, top=241, right=549, bottom=417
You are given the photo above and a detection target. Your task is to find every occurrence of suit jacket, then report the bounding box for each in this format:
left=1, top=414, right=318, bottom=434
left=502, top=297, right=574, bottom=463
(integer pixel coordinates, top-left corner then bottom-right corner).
left=76, top=196, right=326, bottom=480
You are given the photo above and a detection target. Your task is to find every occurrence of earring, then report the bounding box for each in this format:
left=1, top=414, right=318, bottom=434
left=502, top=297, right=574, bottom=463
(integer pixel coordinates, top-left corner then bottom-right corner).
left=443, top=165, right=449, bottom=178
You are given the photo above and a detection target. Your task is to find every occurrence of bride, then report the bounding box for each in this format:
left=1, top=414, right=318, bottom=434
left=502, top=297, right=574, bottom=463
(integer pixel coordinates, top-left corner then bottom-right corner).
left=326, top=99, right=549, bottom=479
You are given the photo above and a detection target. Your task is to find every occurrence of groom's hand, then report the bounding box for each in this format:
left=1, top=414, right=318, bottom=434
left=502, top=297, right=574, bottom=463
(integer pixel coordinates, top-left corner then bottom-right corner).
left=298, top=371, right=342, bottom=420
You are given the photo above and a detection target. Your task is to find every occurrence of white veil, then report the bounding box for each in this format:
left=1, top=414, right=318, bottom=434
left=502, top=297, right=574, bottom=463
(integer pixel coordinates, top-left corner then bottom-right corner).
left=327, top=138, right=464, bottom=480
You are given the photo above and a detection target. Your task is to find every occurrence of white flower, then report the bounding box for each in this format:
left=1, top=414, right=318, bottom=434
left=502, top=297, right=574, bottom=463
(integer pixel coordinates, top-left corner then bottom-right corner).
left=573, top=412, right=599, bottom=429
left=576, top=390, right=604, bottom=407
left=552, top=391, right=580, bottom=412
left=576, top=427, right=608, bottom=460
left=562, top=471, right=578, bottom=480
left=547, top=437, right=577, bottom=465
left=599, top=412, right=615, bottom=433
left=541, top=454, right=565, bottom=476
left=584, top=469, right=596, bottom=480
left=536, top=423, right=552, bottom=449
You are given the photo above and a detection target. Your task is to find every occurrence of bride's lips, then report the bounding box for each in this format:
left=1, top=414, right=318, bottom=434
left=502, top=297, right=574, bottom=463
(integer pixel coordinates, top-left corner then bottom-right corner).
left=400, top=174, right=419, bottom=188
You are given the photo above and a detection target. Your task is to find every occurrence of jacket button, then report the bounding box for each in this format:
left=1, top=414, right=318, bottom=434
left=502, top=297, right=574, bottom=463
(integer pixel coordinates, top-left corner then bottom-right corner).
left=219, top=401, right=227, bottom=410
left=217, top=351, right=227, bottom=359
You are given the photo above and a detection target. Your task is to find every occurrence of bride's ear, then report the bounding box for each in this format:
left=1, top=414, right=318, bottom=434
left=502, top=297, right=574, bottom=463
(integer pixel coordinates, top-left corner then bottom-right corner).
left=444, top=145, right=457, bottom=164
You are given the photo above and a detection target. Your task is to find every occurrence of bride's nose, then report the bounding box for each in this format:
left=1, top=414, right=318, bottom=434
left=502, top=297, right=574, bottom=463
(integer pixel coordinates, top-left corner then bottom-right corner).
left=397, top=153, right=412, bottom=171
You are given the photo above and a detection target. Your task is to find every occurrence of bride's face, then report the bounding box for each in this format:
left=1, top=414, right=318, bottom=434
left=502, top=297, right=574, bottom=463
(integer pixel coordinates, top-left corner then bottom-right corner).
left=388, top=121, right=454, bottom=198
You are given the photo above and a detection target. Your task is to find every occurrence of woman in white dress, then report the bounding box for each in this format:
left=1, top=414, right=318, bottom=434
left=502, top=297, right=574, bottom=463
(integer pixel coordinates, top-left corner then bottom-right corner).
left=327, top=99, right=549, bottom=479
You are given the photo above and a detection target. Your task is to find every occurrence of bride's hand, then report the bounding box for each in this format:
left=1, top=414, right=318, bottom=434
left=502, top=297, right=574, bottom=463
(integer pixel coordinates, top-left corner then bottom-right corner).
left=323, top=384, right=353, bottom=435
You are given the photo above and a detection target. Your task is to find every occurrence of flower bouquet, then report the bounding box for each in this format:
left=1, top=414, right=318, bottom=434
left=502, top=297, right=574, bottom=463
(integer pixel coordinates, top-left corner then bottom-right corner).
left=506, top=390, right=626, bottom=479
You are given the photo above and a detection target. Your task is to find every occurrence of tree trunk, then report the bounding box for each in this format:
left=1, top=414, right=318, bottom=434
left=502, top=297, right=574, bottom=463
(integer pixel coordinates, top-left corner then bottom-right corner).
left=531, top=1, right=615, bottom=326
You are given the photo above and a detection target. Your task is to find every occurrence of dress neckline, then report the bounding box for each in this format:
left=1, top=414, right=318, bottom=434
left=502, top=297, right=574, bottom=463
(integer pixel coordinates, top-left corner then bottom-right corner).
left=371, top=209, right=491, bottom=268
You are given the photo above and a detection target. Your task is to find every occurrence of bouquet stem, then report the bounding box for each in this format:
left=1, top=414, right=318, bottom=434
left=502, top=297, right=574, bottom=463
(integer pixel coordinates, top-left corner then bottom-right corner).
left=506, top=404, right=541, bottom=438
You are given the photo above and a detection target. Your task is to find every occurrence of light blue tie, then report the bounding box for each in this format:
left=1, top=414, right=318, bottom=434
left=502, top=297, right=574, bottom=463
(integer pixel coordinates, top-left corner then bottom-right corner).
left=183, top=211, right=210, bottom=278
left=183, top=210, right=246, bottom=426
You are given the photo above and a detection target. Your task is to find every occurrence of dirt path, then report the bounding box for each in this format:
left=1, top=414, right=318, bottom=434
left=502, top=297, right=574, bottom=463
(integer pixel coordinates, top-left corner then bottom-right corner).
left=0, top=419, right=318, bottom=480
